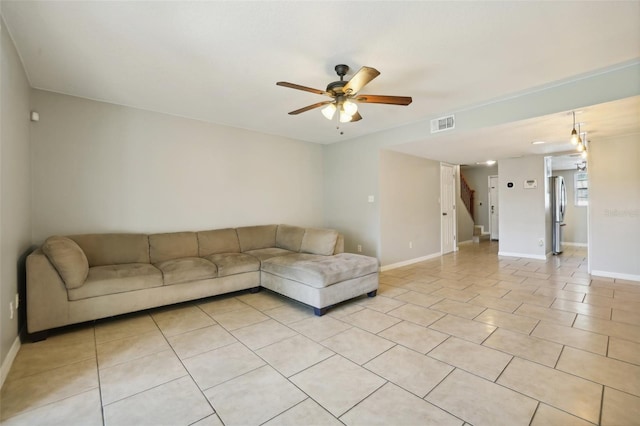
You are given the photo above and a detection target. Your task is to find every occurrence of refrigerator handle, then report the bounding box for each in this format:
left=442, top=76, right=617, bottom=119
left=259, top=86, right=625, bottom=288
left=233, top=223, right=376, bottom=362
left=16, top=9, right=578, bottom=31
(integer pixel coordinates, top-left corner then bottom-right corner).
left=560, top=180, right=567, bottom=218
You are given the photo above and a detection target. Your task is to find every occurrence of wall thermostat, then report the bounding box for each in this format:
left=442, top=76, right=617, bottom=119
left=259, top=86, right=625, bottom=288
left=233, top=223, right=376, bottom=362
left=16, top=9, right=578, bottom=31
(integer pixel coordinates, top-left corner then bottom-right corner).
left=507, top=182, right=514, bottom=188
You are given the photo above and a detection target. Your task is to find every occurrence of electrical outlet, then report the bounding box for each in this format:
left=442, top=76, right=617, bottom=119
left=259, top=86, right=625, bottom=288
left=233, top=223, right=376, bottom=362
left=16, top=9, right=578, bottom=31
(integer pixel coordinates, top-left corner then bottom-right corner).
left=9, top=302, right=14, bottom=320
left=357, top=244, right=362, bottom=253
left=538, top=239, right=544, bottom=247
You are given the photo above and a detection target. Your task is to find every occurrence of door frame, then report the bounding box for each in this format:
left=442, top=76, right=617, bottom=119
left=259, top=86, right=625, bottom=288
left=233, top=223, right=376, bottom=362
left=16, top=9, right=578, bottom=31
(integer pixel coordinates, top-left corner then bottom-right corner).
left=489, top=174, right=499, bottom=240
left=440, top=163, right=457, bottom=254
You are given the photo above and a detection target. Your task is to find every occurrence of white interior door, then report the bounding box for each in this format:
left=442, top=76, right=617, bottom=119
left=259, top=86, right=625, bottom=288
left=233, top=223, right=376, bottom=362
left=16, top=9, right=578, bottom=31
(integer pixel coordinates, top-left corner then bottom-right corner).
left=489, top=175, right=499, bottom=240
left=441, top=164, right=456, bottom=254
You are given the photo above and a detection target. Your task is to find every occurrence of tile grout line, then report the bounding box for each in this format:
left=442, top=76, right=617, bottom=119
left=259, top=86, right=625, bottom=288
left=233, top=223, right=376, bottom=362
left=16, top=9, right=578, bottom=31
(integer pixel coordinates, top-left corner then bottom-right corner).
left=147, top=308, right=219, bottom=423
left=93, top=325, right=106, bottom=426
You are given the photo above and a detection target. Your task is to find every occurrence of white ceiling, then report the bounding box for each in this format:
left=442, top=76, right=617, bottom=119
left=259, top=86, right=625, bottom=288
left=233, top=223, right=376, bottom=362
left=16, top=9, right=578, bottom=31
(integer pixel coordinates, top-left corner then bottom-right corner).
left=3, top=1, right=640, bottom=165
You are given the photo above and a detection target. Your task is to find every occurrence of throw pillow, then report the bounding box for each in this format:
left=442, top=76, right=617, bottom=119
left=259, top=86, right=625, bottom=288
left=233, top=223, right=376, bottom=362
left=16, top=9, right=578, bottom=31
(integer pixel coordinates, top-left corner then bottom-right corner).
left=42, top=236, right=89, bottom=289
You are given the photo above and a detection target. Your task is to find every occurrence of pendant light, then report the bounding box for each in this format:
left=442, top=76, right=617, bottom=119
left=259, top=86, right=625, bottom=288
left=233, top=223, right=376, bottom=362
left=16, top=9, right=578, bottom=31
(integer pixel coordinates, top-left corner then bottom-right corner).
left=579, top=130, right=588, bottom=158
left=576, top=123, right=586, bottom=153
left=570, top=111, right=580, bottom=145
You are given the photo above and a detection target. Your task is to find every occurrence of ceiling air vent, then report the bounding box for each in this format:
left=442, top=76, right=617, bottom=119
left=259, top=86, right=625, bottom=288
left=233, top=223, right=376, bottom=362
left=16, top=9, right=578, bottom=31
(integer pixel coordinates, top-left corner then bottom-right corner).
left=431, top=115, right=455, bottom=133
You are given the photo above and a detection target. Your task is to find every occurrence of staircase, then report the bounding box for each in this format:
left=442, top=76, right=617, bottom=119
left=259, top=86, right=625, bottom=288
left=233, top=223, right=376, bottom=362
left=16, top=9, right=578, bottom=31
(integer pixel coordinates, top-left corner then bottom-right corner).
left=461, top=171, right=491, bottom=244
left=460, top=174, right=474, bottom=220
left=472, top=225, right=491, bottom=243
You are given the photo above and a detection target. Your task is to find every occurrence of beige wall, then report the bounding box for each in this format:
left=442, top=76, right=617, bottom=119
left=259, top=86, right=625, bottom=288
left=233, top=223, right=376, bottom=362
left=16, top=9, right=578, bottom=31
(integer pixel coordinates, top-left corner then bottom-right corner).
left=379, top=150, right=441, bottom=266
left=29, top=90, right=325, bottom=242
left=589, top=133, right=640, bottom=280
left=498, top=156, right=548, bottom=259
left=457, top=204, right=474, bottom=244
left=1, top=17, right=32, bottom=379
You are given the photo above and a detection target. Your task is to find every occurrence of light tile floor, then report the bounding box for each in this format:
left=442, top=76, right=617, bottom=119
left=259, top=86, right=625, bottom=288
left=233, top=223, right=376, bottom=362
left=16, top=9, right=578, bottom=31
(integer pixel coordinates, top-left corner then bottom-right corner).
left=2, top=242, right=640, bottom=425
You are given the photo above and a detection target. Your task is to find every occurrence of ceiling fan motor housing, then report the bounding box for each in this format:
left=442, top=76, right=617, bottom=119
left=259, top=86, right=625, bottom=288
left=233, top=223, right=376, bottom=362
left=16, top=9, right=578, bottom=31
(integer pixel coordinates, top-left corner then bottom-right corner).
left=326, top=80, right=347, bottom=96
left=334, top=64, right=349, bottom=78
left=327, top=64, right=350, bottom=96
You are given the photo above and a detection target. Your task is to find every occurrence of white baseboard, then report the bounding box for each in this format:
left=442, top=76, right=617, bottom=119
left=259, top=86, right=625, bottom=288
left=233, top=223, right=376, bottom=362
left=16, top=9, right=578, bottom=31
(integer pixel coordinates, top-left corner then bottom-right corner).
left=458, top=240, right=474, bottom=245
left=563, top=242, right=588, bottom=247
left=498, top=251, right=547, bottom=261
left=591, top=270, right=640, bottom=283
left=0, top=335, right=21, bottom=390
left=380, top=252, right=442, bottom=272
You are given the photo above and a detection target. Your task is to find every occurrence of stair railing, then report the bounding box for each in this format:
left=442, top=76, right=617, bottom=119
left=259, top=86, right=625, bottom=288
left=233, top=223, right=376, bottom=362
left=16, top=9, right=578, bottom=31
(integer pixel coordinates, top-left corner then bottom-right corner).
left=460, top=173, right=475, bottom=220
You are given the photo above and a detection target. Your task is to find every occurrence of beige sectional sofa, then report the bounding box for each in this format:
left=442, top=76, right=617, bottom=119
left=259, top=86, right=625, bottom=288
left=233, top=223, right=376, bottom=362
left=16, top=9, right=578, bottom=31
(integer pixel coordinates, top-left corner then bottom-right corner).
left=26, top=224, right=379, bottom=338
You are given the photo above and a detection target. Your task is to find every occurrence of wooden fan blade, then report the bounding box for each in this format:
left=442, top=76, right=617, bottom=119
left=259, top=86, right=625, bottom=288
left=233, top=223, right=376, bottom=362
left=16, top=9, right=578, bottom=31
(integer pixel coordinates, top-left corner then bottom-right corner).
left=354, top=95, right=412, bottom=105
left=277, top=81, right=328, bottom=96
left=342, top=66, right=380, bottom=95
left=288, top=101, right=333, bottom=115
left=350, top=111, right=362, bottom=122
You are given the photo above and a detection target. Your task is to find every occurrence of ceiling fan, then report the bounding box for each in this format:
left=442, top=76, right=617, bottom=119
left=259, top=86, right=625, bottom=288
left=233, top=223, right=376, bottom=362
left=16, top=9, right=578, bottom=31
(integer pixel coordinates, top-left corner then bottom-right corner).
left=276, top=64, right=412, bottom=123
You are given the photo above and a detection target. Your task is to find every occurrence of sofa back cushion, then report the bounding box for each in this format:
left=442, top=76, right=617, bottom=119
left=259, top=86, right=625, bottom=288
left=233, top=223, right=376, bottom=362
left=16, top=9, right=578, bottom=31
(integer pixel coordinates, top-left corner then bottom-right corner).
left=275, top=225, right=305, bottom=252
left=42, top=236, right=89, bottom=289
left=236, top=225, right=277, bottom=252
left=70, top=233, right=150, bottom=266
left=300, top=228, right=339, bottom=256
left=149, top=232, right=198, bottom=263
left=198, top=228, right=240, bottom=256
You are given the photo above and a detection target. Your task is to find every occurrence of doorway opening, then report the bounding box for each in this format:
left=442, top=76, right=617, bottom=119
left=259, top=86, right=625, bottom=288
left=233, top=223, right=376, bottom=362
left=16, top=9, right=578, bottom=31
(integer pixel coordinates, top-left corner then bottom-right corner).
left=550, top=154, right=589, bottom=258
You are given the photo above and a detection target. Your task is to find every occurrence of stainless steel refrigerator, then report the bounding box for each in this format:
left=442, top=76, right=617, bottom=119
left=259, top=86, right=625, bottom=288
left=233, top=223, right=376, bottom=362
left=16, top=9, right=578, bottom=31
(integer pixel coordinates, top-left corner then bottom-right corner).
left=550, top=175, right=567, bottom=255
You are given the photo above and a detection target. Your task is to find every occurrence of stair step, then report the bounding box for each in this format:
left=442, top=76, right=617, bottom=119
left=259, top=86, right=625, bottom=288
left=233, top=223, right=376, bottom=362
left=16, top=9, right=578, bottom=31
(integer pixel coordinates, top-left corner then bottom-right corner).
left=472, top=233, right=491, bottom=243
left=473, top=225, right=486, bottom=237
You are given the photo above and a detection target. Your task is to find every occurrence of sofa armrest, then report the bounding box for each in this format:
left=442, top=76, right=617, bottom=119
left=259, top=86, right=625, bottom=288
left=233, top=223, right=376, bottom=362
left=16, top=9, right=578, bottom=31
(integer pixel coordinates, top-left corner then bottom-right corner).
left=26, top=249, right=71, bottom=334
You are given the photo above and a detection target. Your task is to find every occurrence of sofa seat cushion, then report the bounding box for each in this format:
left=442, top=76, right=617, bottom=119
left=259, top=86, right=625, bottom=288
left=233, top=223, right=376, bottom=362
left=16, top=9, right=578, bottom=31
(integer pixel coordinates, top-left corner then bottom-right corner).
left=203, top=253, right=260, bottom=277
left=261, top=253, right=379, bottom=289
left=155, top=257, right=218, bottom=285
left=245, top=247, right=294, bottom=263
left=68, top=263, right=163, bottom=301
left=244, top=247, right=295, bottom=263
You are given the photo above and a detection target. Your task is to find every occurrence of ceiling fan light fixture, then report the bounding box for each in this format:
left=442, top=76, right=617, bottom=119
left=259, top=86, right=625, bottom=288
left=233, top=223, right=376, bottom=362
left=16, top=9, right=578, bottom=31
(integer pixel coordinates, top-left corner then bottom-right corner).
left=321, top=103, right=336, bottom=120
left=343, top=100, right=358, bottom=116
left=339, top=109, right=353, bottom=123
